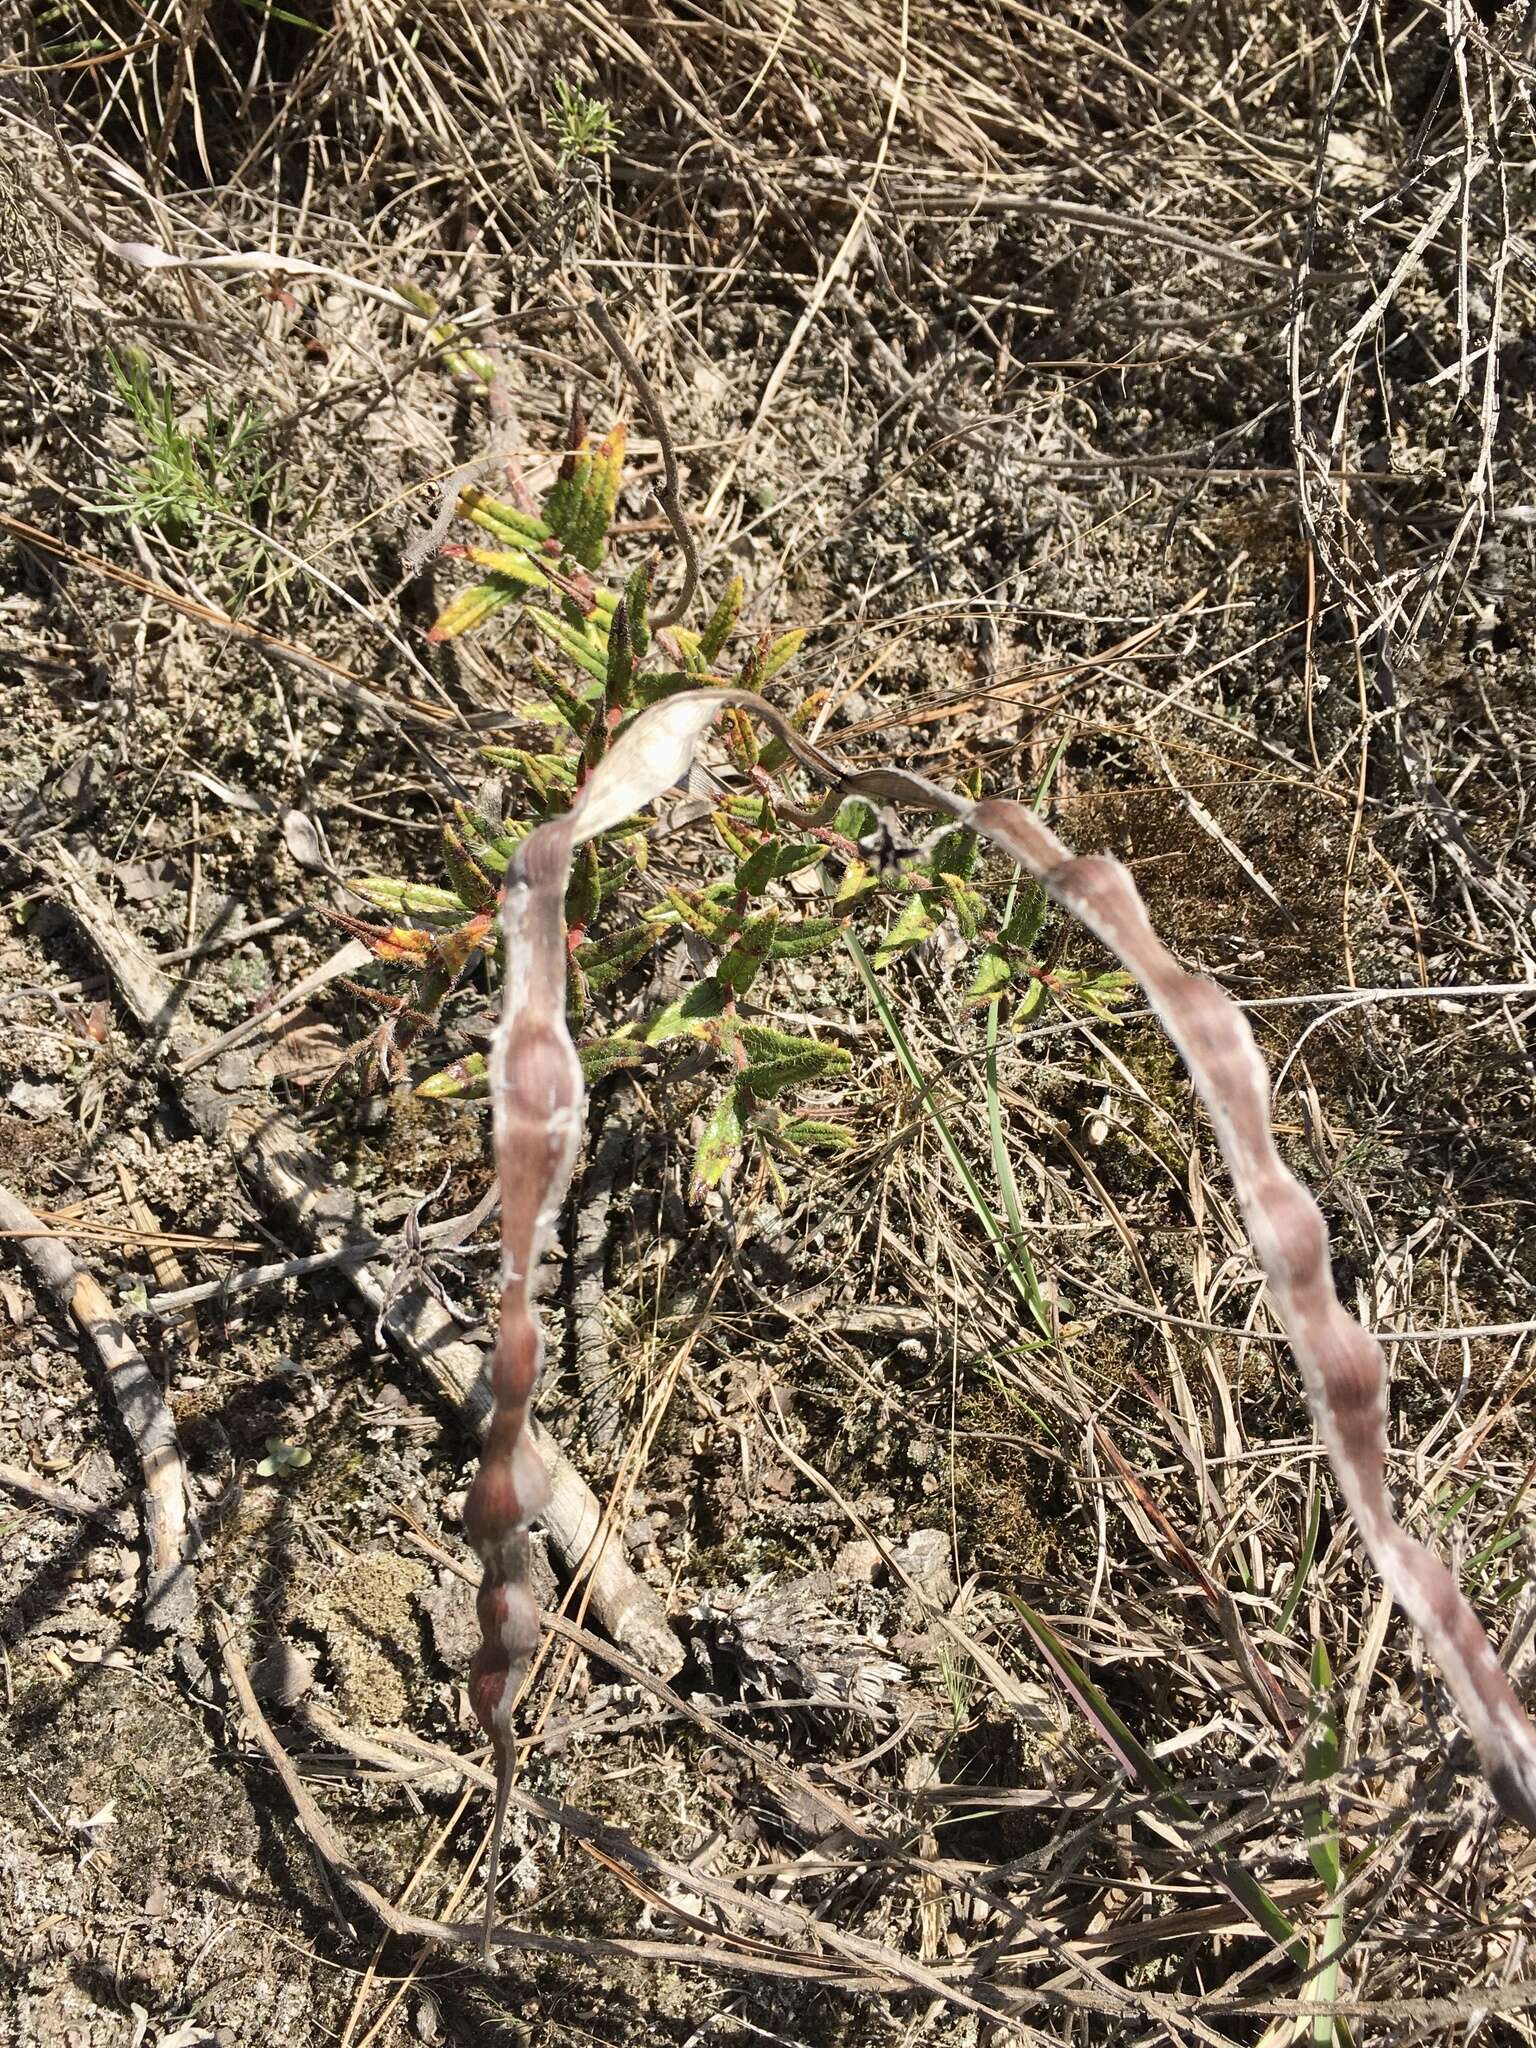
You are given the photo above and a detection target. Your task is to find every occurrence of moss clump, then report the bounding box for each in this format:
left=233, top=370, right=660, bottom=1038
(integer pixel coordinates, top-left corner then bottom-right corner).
left=293, top=1550, right=430, bottom=1725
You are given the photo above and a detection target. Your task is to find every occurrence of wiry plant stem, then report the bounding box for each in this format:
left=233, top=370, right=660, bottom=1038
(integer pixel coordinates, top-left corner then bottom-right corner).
left=584, top=295, right=699, bottom=627
left=469, top=689, right=1536, bottom=1947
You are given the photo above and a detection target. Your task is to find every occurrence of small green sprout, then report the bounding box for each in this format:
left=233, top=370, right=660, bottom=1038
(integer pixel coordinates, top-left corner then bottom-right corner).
left=96, top=348, right=292, bottom=601
left=256, top=1438, right=313, bottom=1480
left=549, top=81, right=621, bottom=170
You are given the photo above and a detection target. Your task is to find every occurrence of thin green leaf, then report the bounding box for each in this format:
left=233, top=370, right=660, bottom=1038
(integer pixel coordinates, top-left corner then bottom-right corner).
left=426, top=574, right=527, bottom=643
left=1012, top=1594, right=1303, bottom=1965
left=847, top=930, right=1051, bottom=1339
left=760, top=627, right=805, bottom=681
left=458, top=485, right=552, bottom=547
left=1277, top=1482, right=1323, bottom=1635
left=527, top=606, right=609, bottom=682
left=691, top=1085, right=744, bottom=1193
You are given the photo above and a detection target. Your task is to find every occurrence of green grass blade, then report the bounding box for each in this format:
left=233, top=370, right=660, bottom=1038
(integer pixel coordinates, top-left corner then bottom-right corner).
left=1012, top=1594, right=1304, bottom=1964
left=845, top=931, right=1052, bottom=1338
left=1278, top=1479, right=1324, bottom=1636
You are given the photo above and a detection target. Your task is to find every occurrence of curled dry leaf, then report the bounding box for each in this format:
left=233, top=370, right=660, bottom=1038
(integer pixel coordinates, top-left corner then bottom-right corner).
left=282, top=808, right=326, bottom=869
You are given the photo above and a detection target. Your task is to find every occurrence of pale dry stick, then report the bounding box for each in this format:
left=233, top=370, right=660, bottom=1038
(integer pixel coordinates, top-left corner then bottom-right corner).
left=1406, top=64, right=1513, bottom=641
left=992, top=0, right=1308, bottom=181
left=0, top=514, right=455, bottom=738
left=879, top=182, right=1355, bottom=284
left=0, top=908, right=304, bottom=1011
left=1287, top=0, right=1373, bottom=592
left=148, top=0, right=212, bottom=186
left=134, top=1187, right=499, bottom=1320
left=26, top=178, right=422, bottom=314
left=0, top=1183, right=199, bottom=1634
left=307, top=1704, right=861, bottom=1946
left=115, top=1160, right=198, bottom=1355
left=0, top=1218, right=262, bottom=1255
left=170, top=938, right=372, bottom=1077
left=469, top=685, right=1536, bottom=1961
left=840, top=585, right=1211, bottom=739
left=314, top=1704, right=1195, bottom=2044
left=1329, top=160, right=1481, bottom=372
left=1006, top=979, right=1536, bottom=1060
left=211, top=514, right=466, bottom=716
left=1145, top=729, right=1296, bottom=932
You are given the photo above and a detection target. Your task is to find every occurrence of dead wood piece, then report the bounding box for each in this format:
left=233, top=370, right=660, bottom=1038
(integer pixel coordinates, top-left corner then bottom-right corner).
left=50, top=843, right=203, bottom=1063
left=0, top=1182, right=200, bottom=1635
left=0, top=1457, right=128, bottom=1527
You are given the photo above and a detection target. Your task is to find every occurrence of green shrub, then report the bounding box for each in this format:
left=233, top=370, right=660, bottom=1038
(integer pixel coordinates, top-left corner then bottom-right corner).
left=335, top=327, right=1127, bottom=1195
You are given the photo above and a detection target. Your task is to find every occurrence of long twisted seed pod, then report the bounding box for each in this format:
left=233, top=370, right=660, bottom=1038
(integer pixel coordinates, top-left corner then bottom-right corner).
left=469, top=688, right=1536, bottom=1952
left=464, top=816, right=583, bottom=1953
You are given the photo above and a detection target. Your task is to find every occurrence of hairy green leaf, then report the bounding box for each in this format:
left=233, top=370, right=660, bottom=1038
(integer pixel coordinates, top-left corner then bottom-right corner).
left=527, top=656, right=597, bottom=739
left=416, top=1052, right=489, bottom=1100
left=742, top=1044, right=850, bottom=1097
left=967, top=945, right=1013, bottom=1005
left=768, top=917, right=843, bottom=959
left=427, top=572, right=531, bottom=644
left=1000, top=879, right=1048, bottom=952
left=873, top=893, right=938, bottom=967
left=352, top=877, right=470, bottom=923
left=573, top=921, right=656, bottom=990
left=691, top=1084, right=744, bottom=1193
left=733, top=838, right=778, bottom=894
left=579, top=1035, right=650, bottom=1082
left=644, top=981, right=729, bottom=1046
left=458, top=485, right=552, bottom=548
left=698, top=575, right=744, bottom=662
left=717, top=909, right=780, bottom=993
left=440, top=826, right=497, bottom=914
left=776, top=1115, right=856, bottom=1153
